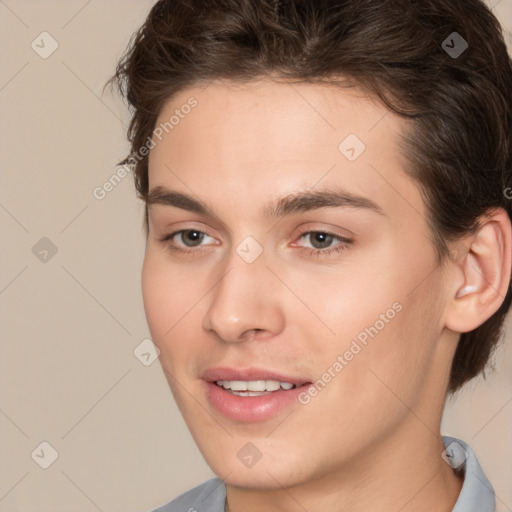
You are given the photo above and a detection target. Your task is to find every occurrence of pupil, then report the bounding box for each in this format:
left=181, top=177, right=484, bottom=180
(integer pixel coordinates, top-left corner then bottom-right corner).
left=184, top=230, right=203, bottom=246
left=311, top=232, right=332, bottom=249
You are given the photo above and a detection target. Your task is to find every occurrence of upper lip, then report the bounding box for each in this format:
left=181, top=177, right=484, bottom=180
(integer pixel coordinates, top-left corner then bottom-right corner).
left=202, top=367, right=310, bottom=385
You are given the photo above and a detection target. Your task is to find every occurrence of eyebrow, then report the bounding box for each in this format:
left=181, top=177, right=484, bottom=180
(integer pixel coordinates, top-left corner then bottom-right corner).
left=146, top=185, right=386, bottom=219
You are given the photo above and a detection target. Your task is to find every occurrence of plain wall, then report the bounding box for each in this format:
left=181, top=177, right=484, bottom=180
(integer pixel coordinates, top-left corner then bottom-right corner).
left=1, top=1, right=511, bottom=511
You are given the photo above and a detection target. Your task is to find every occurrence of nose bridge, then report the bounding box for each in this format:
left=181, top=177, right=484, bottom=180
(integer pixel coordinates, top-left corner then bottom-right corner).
left=202, top=244, right=284, bottom=342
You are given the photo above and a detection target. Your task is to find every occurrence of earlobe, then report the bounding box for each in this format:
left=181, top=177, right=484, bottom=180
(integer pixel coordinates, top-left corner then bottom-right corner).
left=445, top=209, right=512, bottom=334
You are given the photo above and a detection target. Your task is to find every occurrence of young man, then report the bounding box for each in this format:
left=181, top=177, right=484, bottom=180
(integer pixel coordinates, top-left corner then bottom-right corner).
left=109, top=0, right=512, bottom=510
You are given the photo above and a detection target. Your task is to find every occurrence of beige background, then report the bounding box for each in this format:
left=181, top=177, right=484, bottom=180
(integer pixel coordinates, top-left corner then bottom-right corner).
left=0, top=1, right=511, bottom=511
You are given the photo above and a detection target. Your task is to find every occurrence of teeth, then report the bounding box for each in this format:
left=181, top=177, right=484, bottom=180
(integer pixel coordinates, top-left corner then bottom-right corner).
left=247, top=380, right=266, bottom=391
left=215, top=380, right=297, bottom=392
left=227, top=380, right=247, bottom=391
left=231, top=391, right=271, bottom=397
left=264, top=380, right=281, bottom=391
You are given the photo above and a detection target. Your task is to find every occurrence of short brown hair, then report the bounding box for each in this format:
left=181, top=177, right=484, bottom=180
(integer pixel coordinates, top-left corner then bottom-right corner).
left=108, top=0, right=512, bottom=394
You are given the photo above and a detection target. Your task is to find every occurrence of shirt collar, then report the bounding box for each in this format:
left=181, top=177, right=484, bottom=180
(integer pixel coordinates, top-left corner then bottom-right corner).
left=442, top=435, right=495, bottom=512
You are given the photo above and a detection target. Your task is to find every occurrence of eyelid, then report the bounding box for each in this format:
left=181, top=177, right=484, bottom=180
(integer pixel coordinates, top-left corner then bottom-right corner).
left=291, top=226, right=353, bottom=245
left=156, top=220, right=217, bottom=240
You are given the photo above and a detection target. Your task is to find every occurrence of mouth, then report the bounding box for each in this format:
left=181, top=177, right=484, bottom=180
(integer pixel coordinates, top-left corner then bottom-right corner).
left=202, top=367, right=312, bottom=422
left=213, top=379, right=301, bottom=396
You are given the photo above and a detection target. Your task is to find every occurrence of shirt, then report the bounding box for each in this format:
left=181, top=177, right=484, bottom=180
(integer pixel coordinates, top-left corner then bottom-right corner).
left=149, top=435, right=495, bottom=512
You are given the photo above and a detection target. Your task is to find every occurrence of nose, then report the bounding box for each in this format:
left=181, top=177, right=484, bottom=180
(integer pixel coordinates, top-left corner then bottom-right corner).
left=202, top=251, right=285, bottom=343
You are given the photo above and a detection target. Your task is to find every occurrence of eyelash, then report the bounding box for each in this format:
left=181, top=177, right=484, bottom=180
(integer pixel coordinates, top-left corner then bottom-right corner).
left=159, top=229, right=353, bottom=257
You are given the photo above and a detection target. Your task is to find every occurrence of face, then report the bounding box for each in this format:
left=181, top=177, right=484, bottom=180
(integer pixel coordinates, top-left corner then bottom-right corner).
left=142, top=78, right=452, bottom=488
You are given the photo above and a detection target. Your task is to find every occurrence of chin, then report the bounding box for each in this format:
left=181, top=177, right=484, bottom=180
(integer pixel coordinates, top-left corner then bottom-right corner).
left=204, top=452, right=311, bottom=490
left=221, top=468, right=300, bottom=490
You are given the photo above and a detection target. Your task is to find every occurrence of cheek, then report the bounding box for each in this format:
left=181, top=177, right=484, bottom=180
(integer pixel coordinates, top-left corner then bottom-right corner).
left=141, top=253, right=169, bottom=339
left=334, top=280, right=442, bottom=417
left=141, top=250, right=198, bottom=343
left=141, top=249, right=212, bottom=382
left=284, top=263, right=400, bottom=347
left=295, top=253, right=439, bottom=401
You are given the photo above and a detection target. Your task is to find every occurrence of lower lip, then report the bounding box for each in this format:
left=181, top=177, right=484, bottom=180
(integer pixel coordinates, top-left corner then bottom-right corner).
left=204, top=382, right=310, bottom=422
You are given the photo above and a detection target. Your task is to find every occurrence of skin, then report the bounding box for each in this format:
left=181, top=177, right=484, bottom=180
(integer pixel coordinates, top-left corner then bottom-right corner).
left=142, top=78, right=511, bottom=512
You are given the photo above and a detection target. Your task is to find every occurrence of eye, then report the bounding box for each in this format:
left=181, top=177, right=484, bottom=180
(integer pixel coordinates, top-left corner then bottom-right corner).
left=294, top=230, right=353, bottom=256
left=302, top=232, right=336, bottom=249
left=159, top=228, right=353, bottom=257
left=160, top=229, right=216, bottom=252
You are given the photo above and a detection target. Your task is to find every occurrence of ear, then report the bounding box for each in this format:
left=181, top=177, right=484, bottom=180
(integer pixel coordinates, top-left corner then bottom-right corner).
left=444, top=208, right=512, bottom=334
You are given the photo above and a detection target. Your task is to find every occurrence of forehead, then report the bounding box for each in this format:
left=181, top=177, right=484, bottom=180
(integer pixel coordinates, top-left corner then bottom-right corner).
left=148, top=78, right=426, bottom=223
left=153, top=78, right=395, bottom=158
